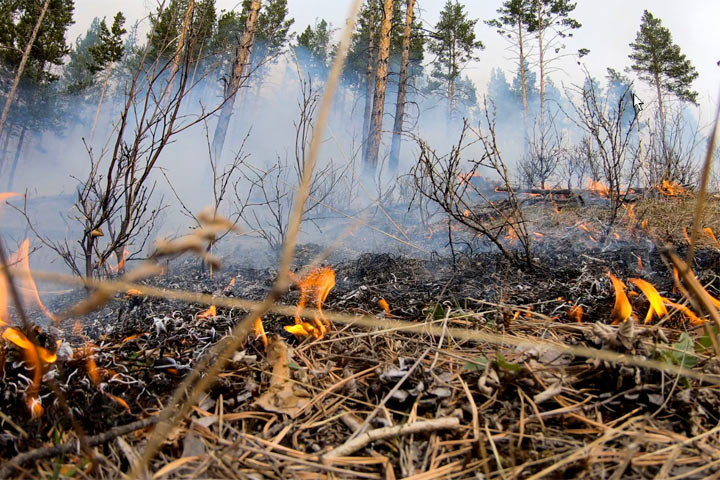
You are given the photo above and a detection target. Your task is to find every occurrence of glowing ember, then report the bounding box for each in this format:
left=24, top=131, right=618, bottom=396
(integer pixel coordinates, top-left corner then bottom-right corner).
left=285, top=266, right=336, bottom=339
left=587, top=178, right=610, bottom=197
left=197, top=305, right=217, bottom=319
left=9, top=239, right=57, bottom=323
left=379, top=298, right=390, bottom=316
left=609, top=273, right=633, bottom=325
left=629, top=278, right=668, bottom=324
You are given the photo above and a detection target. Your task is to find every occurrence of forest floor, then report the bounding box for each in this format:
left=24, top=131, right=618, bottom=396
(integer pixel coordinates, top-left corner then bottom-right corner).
left=3, top=197, right=720, bottom=479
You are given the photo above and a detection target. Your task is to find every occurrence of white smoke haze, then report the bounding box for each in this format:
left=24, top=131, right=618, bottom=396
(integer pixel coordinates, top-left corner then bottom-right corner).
left=1, top=0, right=717, bottom=276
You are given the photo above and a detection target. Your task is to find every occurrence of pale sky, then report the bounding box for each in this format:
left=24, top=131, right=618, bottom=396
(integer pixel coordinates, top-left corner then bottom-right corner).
left=68, top=0, right=720, bottom=120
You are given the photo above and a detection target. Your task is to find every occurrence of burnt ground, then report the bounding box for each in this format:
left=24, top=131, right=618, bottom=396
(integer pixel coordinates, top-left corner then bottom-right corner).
left=3, top=230, right=720, bottom=478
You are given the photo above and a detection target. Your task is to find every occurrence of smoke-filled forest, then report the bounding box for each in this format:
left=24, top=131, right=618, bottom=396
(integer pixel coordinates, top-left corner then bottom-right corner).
left=1, top=0, right=720, bottom=478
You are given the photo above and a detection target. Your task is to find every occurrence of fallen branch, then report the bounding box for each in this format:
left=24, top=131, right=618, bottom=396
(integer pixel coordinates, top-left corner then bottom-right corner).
left=0, top=416, right=159, bottom=477
left=324, top=417, right=460, bottom=459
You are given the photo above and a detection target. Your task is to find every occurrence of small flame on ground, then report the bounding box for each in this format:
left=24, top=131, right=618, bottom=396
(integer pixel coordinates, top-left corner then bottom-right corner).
left=378, top=298, right=390, bottom=316
left=254, top=317, right=268, bottom=346
left=704, top=227, right=720, bottom=248
left=285, top=266, right=336, bottom=339
left=609, top=272, right=633, bottom=325
left=629, top=278, right=668, bottom=324
left=587, top=179, right=610, bottom=197
left=124, top=288, right=143, bottom=298
left=662, top=298, right=703, bottom=325
left=1, top=327, right=57, bottom=417
left=9, top=239, right=57, bottom=323
left=197, top=305, right=217, bottom=319
left=658, top=180, right=689, bottom=197
left=567, top=305, right=583, bottom=323
left=682, top=226, right=691, bottom=245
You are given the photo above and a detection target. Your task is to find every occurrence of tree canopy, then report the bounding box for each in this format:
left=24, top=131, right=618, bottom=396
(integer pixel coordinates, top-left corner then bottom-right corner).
left=629, top=9, right=698, bottom=106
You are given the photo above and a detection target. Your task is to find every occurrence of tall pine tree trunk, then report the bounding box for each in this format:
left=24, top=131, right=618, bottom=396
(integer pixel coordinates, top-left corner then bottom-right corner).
left=364, top=0, right=393, bottom=176
left=536, top=3, right=545, bottom=119
left=211, top=0, right=261, bottom=162
left=163, top=0, right=194, bottom=105
left=361, top=0, right=376, bottom=165
left=518, top=18, right=527, bottom=116
left=388, top=0, right=415, bottom=172
left=654, top=73, right=670, bottom=180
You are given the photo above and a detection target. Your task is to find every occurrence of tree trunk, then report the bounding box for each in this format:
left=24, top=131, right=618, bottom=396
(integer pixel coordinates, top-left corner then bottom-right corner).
left=0, top=0, right=50, bottom=141
left=536, top=3, right=545, bottom=119
left=654, top=73, right=669, bottom=180
left=163, top=0, right=195, bottom=105
left=361, top=0, right=376, bottom=165
left=388, top=0, right=415, bottom=172
left=518, top=18, right=527, bottom=115
left=364, top=0, right=393, bottom=176
left=6, top=123, right=27, bottom=191
left=211, top=0, right=261, bottom=162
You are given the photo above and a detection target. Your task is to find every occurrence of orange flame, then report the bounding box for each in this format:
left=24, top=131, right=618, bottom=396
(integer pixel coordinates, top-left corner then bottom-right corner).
left=378, top=298, right=390, bottom=316
left=682, top=226, right=691, bottom=245
left=124, top=288, right=142, bottom=298
left=609, top=273, right=633, bottom=325
left=116, top=248, right=129, bottom=272
left=285, top=266, right=336, bottom=339
left=567, top=305, right=583, bottom=324
left=662, top=298, right=703, bottom=325
left=254, top=317, right=268, bottom=346
left=587, top=178, right=610, bottom=197
left=9, top=239, right=57, bottom=323
left=197, top=305, right=217, bottom=319
left=658, top=180, right=689, bottom=197
left=1, top=327, right=57, bottom=417
left=629, top=278, right=668, bottom=324
left=704, top=227, right=720, bottom=248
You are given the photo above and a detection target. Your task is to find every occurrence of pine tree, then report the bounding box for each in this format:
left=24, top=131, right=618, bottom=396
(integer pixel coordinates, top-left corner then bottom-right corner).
left=388, top=0, right=416, bottom=171
left=364, top=0, right=393, bottom=174
left=524, top=0, right=583, bottom=117
left=255, top=0, right=293, bottom=59
left=211, top=0, right=260, bottom=162
left=62, top=17, right=102, bottom=93
left=297, top=19, right=331, bottom=67
left=486, top=0, right=534, bottom=116
left=149, top=0, right=216, bottom=60
left=0, top=0, right=74, bottom=83
left=0, top=0, right=74, bottom=188
left=88, top=13, right=126, bottom=74
left=427, top=0, right=483, bottom=113
left=629, top=10, right=698, bottom=120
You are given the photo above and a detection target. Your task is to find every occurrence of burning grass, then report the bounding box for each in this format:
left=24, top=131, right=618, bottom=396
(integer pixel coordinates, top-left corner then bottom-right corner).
left=3, top=237, right=720, bottom=478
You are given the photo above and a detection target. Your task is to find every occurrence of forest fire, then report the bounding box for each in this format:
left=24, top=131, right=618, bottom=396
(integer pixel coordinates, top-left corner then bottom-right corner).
left=285, top=266, right=336, bottom=339
left=0, top=0, right=717, bottom=477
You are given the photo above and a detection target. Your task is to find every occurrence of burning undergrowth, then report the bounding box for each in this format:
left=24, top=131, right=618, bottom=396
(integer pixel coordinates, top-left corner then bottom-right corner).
left=3, top=221, right=720, bottom=478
